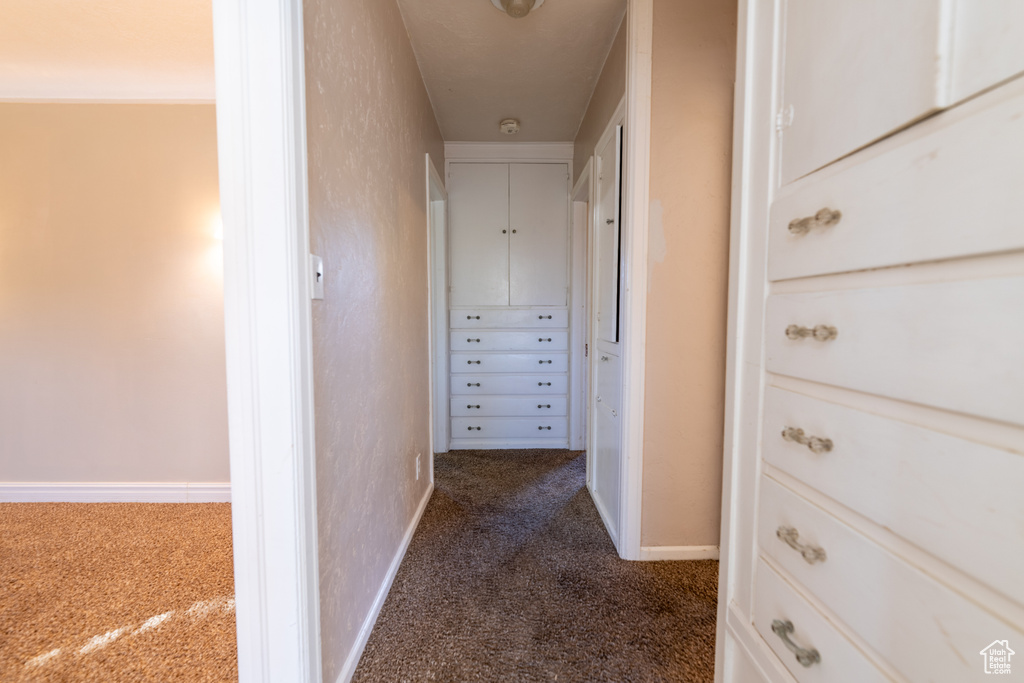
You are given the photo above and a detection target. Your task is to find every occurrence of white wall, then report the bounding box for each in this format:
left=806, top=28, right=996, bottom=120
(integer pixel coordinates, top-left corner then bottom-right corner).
left=0, top=103, right=228, bottom=485
left=302, top=0, right=445, bottom=679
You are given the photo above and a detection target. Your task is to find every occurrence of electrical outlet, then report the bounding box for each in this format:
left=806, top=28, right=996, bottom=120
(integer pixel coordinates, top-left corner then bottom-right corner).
left=415, top=454, right=421, bottom=480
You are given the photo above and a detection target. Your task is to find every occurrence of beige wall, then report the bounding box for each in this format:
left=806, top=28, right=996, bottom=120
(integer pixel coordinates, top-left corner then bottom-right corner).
left=641, top=0, right=736, bottom=547
left=574, top=14, right=627, bottom=185
left=303, top=0, right=444, bottom=679
left=0, top=104, right=228, bottom=483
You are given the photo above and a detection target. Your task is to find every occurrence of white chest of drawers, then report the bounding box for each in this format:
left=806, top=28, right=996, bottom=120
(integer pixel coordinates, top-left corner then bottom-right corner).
left=717, top=2, right=1024, bottom=682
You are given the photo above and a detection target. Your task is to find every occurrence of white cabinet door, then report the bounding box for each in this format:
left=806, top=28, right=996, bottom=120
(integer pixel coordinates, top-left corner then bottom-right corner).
left=595, top=128, right=622, bottom=343
left=779, top=0, right=944, bottom=184
left=449, top=163, right=509, bottom=306
left=509, top=163, right=569, bottom=306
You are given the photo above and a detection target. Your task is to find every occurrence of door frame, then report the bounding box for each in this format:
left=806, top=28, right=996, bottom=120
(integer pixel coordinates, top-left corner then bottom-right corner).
left=570, top=159, right=594, bottom=455
left=427, top=154, right=449, bottom=457
left=212, top=1, right=321, bottom=681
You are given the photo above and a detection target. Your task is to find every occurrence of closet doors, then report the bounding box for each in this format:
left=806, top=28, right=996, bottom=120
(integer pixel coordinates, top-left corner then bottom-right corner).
left=449, top=163, right=510, bottom=307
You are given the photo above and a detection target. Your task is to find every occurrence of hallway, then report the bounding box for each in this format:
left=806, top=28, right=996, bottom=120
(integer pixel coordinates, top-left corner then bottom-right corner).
left=353, top=451, right=718, bottom=682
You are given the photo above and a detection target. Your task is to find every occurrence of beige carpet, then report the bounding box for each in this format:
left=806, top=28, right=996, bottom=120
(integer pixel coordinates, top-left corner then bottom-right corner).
left=0, top=503, right=236, bottom=682
left=354, top=450, right=719, bottom=682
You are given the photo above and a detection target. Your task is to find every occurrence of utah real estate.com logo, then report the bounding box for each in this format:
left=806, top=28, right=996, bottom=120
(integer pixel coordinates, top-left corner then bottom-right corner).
left=980, top=640, right=1014, bottom=675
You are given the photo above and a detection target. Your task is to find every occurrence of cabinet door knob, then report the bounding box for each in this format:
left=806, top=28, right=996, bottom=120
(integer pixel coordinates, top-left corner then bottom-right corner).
left=538, top=404, right=551, bottom=409
left=467, top=338, right=481, bottom=343
left=512, top=229, right=517, bottom=234
left=771, top=620, right=821, bottom=668
left=467, top=383, right=480, bottom=387
left=776, top=526, right=827, bottom=564
left=538, top=338, right=552, bottom=342
left=502, top=229, right=507, bottom=234
left=467, top=404, right=481, bottom=409
left=537, top=426, right=552, bottom=430
left=467, top=360, right=481, bottom=365
left=538, top=382, right=551, bottom=386
left=788, top=208, right=841, bottom=236
left=467, top=315, right=480, bottom=320
left=782, top=427, right=833, bottom=454
left=538, top=315, right=553, bottom=319
left=785, top=325, right=837, bottom=342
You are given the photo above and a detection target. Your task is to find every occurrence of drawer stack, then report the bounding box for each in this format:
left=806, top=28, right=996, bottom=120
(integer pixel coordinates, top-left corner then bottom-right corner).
left=750, top=77, right=1024, bottom=682
left=448, top=308, right=570, bottom=449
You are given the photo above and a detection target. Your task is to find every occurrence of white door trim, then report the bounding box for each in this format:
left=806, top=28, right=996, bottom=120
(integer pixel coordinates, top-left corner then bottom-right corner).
left=570, top=158, right=594, bottom=453
left=618, top=0, right=655, bottom=561
left=211, top=1, right=321, bottom=681
left=427, top=154, right=449, bottom=458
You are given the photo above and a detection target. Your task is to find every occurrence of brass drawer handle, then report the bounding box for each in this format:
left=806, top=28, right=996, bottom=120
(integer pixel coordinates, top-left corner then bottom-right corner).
left=538, top=315, right=553, bottom=319
left=538, top=404, right=551, bottom=409
left=776, top=526, right=827, bottom=564
left=466, top=315, right=480, bottom=320
left=538, top=382, right=551, bottom=386
left=788, top=208, right=841, bottom=236
left=782, top=427, right=833, bottom=454
left=538, top=426, right=552, bottom=430
left=467, top=338, right=481, bottom=343
left=467, top=405, right=480, bottom=409
left=538, top=360, right=553, bottom=364
left=538, top=337, right=552, bottom=342
left=467, top=426, right=482, bottom=431
left=771, top=620, right=820, bottom=668
left=785, top=324, right=837, bottom=341
left=467, top=383, right=480, bottom=387
left=467, top=360, right=481, bottom=365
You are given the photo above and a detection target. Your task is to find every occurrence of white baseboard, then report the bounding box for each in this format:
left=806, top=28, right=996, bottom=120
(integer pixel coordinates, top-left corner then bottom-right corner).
left=639, top=544, right=720, bottom=561
left=0, top=482, right=231, bottom=503
left=335, top=482, right=434, bottom=683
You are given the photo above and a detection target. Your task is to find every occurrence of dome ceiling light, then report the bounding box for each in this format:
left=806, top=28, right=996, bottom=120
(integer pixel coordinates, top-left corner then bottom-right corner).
left=490, top=0, right=545, bottom=19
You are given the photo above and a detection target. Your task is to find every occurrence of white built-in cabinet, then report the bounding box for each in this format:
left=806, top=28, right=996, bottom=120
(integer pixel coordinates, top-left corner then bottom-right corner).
left=719, top=2, right=1024, bottom=682
left=446, top=158, right=571, bottom=449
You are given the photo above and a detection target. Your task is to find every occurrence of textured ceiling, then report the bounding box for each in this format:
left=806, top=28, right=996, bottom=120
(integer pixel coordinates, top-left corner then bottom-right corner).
left=0, top=0, right=214, bottom=101
left=396, top=0, right=626, bottom=142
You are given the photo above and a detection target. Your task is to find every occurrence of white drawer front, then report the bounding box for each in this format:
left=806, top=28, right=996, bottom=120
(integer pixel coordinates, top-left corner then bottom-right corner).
left=769, top=80, right=1024, bottom=281
left=451, top=397, right=567, bottom=418
left=763, top=385, right=1024, bottom=606
left=451, top=374, right=567, bottom=395
left=451, top=330, right=568, bottom=352
left=450, top=309, right=568, bottom=329
left=754, top=559, right=889, bottom=683
left=452, top=417, right=568, bottom=439
left=758, top=476, right=1024, bottom=683
left=450, top=352, right=568, bottom=374
left=765, top=276, right=1024, bottom=426
left=779, top=0, right=943, bottom=184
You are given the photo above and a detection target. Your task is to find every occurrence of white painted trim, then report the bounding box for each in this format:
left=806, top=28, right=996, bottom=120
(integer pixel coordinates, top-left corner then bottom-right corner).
left=618, top=0, right=654, bottom=561
left=444, top=141, right=574, bottom=161
left=0, top=97, right=217, bottom=105
left=570, top=158, right=594, bottom=454
left=427, top=154, right=450, bottom=459
left=639, top=545, right=721, bottom=561
left=0, top=482, right=231, bottom=503
left=212, top=0, right=321, bottom=681
left=334, top=483, right=434, bottom=683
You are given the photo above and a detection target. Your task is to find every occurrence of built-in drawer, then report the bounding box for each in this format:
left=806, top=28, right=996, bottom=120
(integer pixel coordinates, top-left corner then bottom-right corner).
left=758, top=476, right=1024, bottom=682
left=765, top=276, right=1024, bottom=427
left=451, top=374, right=567, bottom=395
left=754, top=558, right=890, bottom=683
left=450, top=397, right=567, bottom=418
left=450, top=309, right=568, bottom=329
left=762, top=385, right=1024, bottom=606
left=451, top=416, right=568, bottom=439
left=451, top=330, right=568, bottom=352
left=769, top=78, right=1024, bottom=281
left=450, top=352, right=568, bottom=374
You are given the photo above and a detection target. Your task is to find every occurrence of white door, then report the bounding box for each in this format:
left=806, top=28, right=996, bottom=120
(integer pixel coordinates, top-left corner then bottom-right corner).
left=589, top=125, right=623, bottom=542
left=449, top=163, right=509, bottom=307
left=509, top=163, right=569, bottom=306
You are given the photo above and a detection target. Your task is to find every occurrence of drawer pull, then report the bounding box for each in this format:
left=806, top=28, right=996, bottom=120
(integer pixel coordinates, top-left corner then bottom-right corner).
left=467, top=338, right=481, bottom=343
left=466, top=315, right=480, bottom=320
left=538, top=404, right=551, bottom=409
left=538, top=315, right=553, bottom=319
left=787, top=208, right=841, bottom=236
left=467, top=426, right=482, bottom=431
left=785, top=324, right=837, bottom=342
left=776, top=526, right=827, bottom=564
left=539, top=337, right=552, bottom=342
left=467, top=405, right=480, bottom=409
left=600, top=355, right=610, bottom=361
left=538, top=426, right=552, bottom=430
left=781, top=427, right=833, bottom=454
left=467, top=360, right=481, bottom=365
left=538, top=360, right=553, bottom=364
left=771, top=620, right=820, bottom=668
left=538, top=382, right=551, bottom=386
left=467, top=383, right=481, bottom=387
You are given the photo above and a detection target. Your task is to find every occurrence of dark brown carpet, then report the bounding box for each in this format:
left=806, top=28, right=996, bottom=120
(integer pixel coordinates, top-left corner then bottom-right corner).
left=353, top=450, right=718, bottom=683
left=0, top=503, right=236, bottom=682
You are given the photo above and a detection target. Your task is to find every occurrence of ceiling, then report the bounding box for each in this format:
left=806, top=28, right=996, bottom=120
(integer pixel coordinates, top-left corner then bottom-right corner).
left=396, top=0, right=626, bottom=142
left=0, top=0, right=214, bottom=101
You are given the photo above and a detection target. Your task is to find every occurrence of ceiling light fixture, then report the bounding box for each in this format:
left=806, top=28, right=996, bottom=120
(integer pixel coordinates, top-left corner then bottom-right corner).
left=500, top=119, right=521, bottom=135
left=490, top=0, right=545, bottom=19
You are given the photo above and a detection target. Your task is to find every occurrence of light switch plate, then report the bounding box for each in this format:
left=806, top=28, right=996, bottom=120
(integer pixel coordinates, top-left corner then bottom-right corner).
left=310, top=254, right=324, bottom=300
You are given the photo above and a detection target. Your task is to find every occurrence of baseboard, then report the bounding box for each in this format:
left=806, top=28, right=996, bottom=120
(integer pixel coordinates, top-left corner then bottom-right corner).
left=639, top=545, right=720, bottom=561
left=335, top=482, right=434, bottom=683
left=587, top=483, right=619, bottom=549
left=0, top=482, right=231, bottom=503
